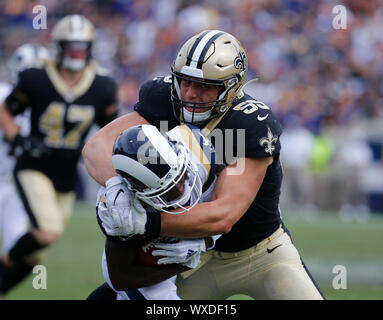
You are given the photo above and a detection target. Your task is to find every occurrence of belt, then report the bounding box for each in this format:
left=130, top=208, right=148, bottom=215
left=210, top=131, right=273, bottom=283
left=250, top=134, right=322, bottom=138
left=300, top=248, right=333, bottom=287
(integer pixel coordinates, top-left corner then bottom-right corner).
left=213, top=225, right=284, bottom=259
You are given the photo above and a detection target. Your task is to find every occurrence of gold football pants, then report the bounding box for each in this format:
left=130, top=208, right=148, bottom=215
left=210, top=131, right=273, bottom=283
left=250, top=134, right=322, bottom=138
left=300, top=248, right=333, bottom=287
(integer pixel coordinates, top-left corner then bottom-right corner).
left=176, top=226, right=324, bottom=300
left=14, top=169, right=75, bottom=235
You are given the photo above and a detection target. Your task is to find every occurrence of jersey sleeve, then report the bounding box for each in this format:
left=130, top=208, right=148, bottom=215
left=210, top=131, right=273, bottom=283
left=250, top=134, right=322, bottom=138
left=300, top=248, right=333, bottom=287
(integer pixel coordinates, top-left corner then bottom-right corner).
left=244, top=114, right=283, bottom=159
left=5, top=69, right=34, bottom=115
left=223, top=94, right=283, bottom=160
left=133, top=77, right=174, bottom=128
left=95, top=76, right=118, bottom=127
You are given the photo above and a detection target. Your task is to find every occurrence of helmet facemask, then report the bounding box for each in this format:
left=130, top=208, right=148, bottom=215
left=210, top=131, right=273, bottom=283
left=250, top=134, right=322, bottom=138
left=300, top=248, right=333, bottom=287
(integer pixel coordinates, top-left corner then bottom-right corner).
left=57, top=40, right=92, bottom=71
left=131, top=142, right=202, bottom=214
left=171, top=68, right=233, bottom=124
left=112, top=125, right=203, bottom=214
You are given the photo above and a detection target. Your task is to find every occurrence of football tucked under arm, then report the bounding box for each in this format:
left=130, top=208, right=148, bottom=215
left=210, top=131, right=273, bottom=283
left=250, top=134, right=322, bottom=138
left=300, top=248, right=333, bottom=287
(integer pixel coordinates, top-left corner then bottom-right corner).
left=136, top=237, right=207, bottom=269
left=135, top=237, right=180, bottom=266
left=105, top=238, right=189, bottom=291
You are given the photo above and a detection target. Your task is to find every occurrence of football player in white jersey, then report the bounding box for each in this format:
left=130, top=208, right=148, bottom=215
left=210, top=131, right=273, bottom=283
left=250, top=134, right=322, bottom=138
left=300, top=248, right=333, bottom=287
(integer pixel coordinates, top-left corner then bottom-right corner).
left=92, top=124, right=218, bottom=300
left=0, top=44, right=48, bottom=259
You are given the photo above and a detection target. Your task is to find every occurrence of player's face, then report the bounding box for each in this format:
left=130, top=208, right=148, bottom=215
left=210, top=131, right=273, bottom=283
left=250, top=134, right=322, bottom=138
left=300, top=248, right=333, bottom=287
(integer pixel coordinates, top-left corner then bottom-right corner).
left=162, top=174, right=186, bottom=202
left=62, top=41, right=88, bottom=60
left=180, top=79, right=219, bottom=113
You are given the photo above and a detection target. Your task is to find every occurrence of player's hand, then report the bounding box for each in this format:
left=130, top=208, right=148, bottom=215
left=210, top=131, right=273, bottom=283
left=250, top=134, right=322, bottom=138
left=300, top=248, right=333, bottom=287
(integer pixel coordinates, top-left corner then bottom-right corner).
left=97, top=199, right=122, bottom=237
left=9, top=134, right=51, bottom=158
left=101, top=176, right=146, bottom=237
left=152, top=238, right=206, bottom=269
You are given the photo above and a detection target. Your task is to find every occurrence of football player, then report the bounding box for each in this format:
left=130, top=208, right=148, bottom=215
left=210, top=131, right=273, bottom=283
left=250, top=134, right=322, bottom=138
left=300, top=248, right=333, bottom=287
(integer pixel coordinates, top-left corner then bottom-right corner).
left=91, top=124, right=218, bottom=300
left=0, top=43, right=49, bottom=260
left=82, top=30, right=325, bottom=299
left=0, top=15, right=118, bottom=296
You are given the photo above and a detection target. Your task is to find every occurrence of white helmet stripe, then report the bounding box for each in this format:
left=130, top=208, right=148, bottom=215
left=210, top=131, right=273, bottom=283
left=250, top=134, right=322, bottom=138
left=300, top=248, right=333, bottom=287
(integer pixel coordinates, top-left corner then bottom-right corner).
left=188, top=30, right=223, bottom=69
left=141, top=124, right=178, bottom=165
left=112, top=154, right=161, bottom=188
left=70, top=15, right=83, bottom=33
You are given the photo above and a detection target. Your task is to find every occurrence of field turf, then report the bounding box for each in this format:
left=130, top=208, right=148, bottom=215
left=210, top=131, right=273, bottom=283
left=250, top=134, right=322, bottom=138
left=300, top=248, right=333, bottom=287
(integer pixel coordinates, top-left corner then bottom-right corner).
left=3, top=201, right=383, bottom=300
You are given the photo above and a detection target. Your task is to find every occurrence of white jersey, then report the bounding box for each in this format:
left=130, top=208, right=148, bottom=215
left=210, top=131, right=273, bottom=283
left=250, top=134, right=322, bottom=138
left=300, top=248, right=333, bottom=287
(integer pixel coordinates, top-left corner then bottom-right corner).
left=99, top=124, right=217, bottom=300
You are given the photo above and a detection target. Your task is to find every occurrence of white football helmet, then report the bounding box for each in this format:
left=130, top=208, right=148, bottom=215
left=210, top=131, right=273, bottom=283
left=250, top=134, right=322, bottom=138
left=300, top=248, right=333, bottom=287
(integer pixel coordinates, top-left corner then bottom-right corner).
left=112, top=125, right=203, bottom=213
left=51, top=14, right=95, bottom=71
left=8, top=44, right=49, bottom=83
left=171, top=30, right=248, bottom=124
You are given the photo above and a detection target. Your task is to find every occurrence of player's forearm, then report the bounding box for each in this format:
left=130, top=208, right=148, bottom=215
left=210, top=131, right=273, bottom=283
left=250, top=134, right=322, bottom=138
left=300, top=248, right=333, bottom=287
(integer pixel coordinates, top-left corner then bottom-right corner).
left=0, top=102, right=19, bottom=141
left=82, top=134, right=117, bottom=186
left=82, top=112, right=149, bottom=185
left=159, top=199, right=235, bottom=238
left=159, top=157, right=270, bottom=238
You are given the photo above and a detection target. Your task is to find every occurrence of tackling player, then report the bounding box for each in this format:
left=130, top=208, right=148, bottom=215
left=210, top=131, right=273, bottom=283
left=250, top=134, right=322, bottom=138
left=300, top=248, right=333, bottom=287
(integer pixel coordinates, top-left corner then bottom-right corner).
left=82, top=30, right=324, bottom=299
left=90, top=124, right=217, bottom=300
left=0, top=15, right=118, bottom=296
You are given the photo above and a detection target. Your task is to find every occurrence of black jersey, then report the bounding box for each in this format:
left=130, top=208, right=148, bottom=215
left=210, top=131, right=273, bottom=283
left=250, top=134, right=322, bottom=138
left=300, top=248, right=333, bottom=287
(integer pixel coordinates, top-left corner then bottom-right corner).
left=134, top=76, right=283, bottom=252
left=5, top=62, right=118, bottom=192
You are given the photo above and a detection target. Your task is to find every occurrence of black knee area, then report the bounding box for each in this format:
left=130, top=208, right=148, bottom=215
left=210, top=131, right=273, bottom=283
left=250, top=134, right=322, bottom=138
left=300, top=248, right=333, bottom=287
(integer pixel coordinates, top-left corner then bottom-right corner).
left=86, top=282, right=117, bottom=300
left=0, top=260, right=34, bottom=294
left=8, top=232, right=47, bottom=264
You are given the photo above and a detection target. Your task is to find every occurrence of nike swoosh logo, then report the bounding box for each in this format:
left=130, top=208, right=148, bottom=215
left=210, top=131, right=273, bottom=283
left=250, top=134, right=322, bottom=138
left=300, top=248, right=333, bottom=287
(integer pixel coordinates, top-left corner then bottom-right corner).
left=266, top=244, right=282, bottom=254
left=113, top=189, right=125, bottom=205
left=257, top=114, right=269, bottom=121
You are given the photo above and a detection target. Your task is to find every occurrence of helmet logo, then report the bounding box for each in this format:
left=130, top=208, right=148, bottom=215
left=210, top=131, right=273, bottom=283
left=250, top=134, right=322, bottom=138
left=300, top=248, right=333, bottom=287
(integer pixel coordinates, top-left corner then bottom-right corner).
left=234, top=51, right=247, bottom=72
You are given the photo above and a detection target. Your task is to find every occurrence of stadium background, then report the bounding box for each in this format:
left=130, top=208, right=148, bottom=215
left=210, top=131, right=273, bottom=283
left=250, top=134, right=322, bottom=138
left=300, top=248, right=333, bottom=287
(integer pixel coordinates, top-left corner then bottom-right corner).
left=0, top=0, right=382, bottom=300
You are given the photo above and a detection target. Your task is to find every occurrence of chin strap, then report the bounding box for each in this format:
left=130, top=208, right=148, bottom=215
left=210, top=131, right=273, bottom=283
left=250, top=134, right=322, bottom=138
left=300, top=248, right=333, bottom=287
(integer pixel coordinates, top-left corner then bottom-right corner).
left=201, top=98, right=237, bottom=138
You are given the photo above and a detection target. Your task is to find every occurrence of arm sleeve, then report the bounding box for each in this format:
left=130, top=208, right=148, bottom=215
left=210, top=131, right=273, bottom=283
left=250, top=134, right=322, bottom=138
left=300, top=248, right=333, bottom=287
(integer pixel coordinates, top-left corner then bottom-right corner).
left=5, top=69, right=32, bottom=115
left=245, top=117, right=283, bottom=159
left=95, top=77, right=118, bottom=127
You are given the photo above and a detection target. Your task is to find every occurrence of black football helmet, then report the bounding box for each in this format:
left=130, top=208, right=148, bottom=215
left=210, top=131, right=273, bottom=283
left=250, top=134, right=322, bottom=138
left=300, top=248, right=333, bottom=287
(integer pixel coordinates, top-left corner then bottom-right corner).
left=112, top=125, right=202, bottom=213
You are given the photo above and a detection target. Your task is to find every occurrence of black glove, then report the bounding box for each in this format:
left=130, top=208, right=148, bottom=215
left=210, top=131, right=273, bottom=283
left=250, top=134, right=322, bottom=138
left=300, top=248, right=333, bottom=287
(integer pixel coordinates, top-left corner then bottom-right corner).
left=9, top=134, right=51, bottom=158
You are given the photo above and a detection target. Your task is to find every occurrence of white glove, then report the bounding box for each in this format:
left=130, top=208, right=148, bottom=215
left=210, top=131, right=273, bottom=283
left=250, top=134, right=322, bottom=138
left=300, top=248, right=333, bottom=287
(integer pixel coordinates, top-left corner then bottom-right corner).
left=98, top=176, right=146, bottom=237
left=152, top=238, right=206, bottom=269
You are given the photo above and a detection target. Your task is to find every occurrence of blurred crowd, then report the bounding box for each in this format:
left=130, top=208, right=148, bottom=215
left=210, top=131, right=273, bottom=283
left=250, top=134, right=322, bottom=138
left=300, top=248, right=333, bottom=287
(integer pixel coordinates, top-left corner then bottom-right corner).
left=1, top=0, right=383, bottom=214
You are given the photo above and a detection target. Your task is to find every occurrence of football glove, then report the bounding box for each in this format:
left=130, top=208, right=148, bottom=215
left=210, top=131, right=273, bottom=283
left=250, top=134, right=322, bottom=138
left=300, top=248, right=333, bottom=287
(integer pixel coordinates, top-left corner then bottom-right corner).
left=100, top=176, right=147, bottom=237
left=9, top=134, right=51, bottom=158
left=152, top=238, right=206, bottom=269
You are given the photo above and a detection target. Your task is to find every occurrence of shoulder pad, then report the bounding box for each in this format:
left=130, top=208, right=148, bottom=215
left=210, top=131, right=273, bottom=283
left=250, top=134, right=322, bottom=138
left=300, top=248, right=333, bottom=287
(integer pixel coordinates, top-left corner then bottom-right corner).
left=134, top=76, right=174, bottom=128
left=221, top=94, right=283, bottom=159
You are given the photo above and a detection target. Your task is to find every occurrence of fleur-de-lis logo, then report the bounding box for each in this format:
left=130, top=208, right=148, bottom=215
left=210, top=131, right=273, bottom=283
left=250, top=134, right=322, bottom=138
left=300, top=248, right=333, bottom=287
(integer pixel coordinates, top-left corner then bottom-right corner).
left=234, top=51, right=247, bottom=72
left=259, top=127, right=278, bottom=155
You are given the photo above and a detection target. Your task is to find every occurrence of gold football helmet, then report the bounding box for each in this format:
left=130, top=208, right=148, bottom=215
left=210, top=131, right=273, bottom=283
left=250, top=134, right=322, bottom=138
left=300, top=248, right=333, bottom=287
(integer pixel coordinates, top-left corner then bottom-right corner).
left=51, top=14, right=95, bottom=71
left=171, top=30, right=247, bottom=124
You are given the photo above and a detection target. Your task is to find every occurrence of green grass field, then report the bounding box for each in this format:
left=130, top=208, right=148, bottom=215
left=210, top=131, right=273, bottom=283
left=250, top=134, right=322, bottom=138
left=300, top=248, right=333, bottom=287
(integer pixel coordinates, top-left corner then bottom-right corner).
left=3, top=201, right=383, bottom=300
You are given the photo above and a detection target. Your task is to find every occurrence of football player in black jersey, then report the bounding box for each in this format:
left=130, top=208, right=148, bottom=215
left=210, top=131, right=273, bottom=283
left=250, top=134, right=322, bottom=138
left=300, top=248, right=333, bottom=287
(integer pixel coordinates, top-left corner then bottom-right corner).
left=83, top=30, right=324, bottom=299
left=0, top=15, right=118, bottom=296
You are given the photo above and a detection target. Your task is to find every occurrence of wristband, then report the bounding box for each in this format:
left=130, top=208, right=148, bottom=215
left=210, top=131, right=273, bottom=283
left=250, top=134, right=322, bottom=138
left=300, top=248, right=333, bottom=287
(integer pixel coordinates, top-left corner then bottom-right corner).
left=145, top=211, right=161, bottom=239
left=105, top=176, right=122, bottom=188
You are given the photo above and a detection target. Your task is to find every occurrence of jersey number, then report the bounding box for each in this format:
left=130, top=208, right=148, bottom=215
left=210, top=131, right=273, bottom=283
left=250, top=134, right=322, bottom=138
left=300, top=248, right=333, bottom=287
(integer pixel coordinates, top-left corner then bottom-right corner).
left=39, top=102, right=95, bottom=149
left=233, top=100, right=270, bottom=114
